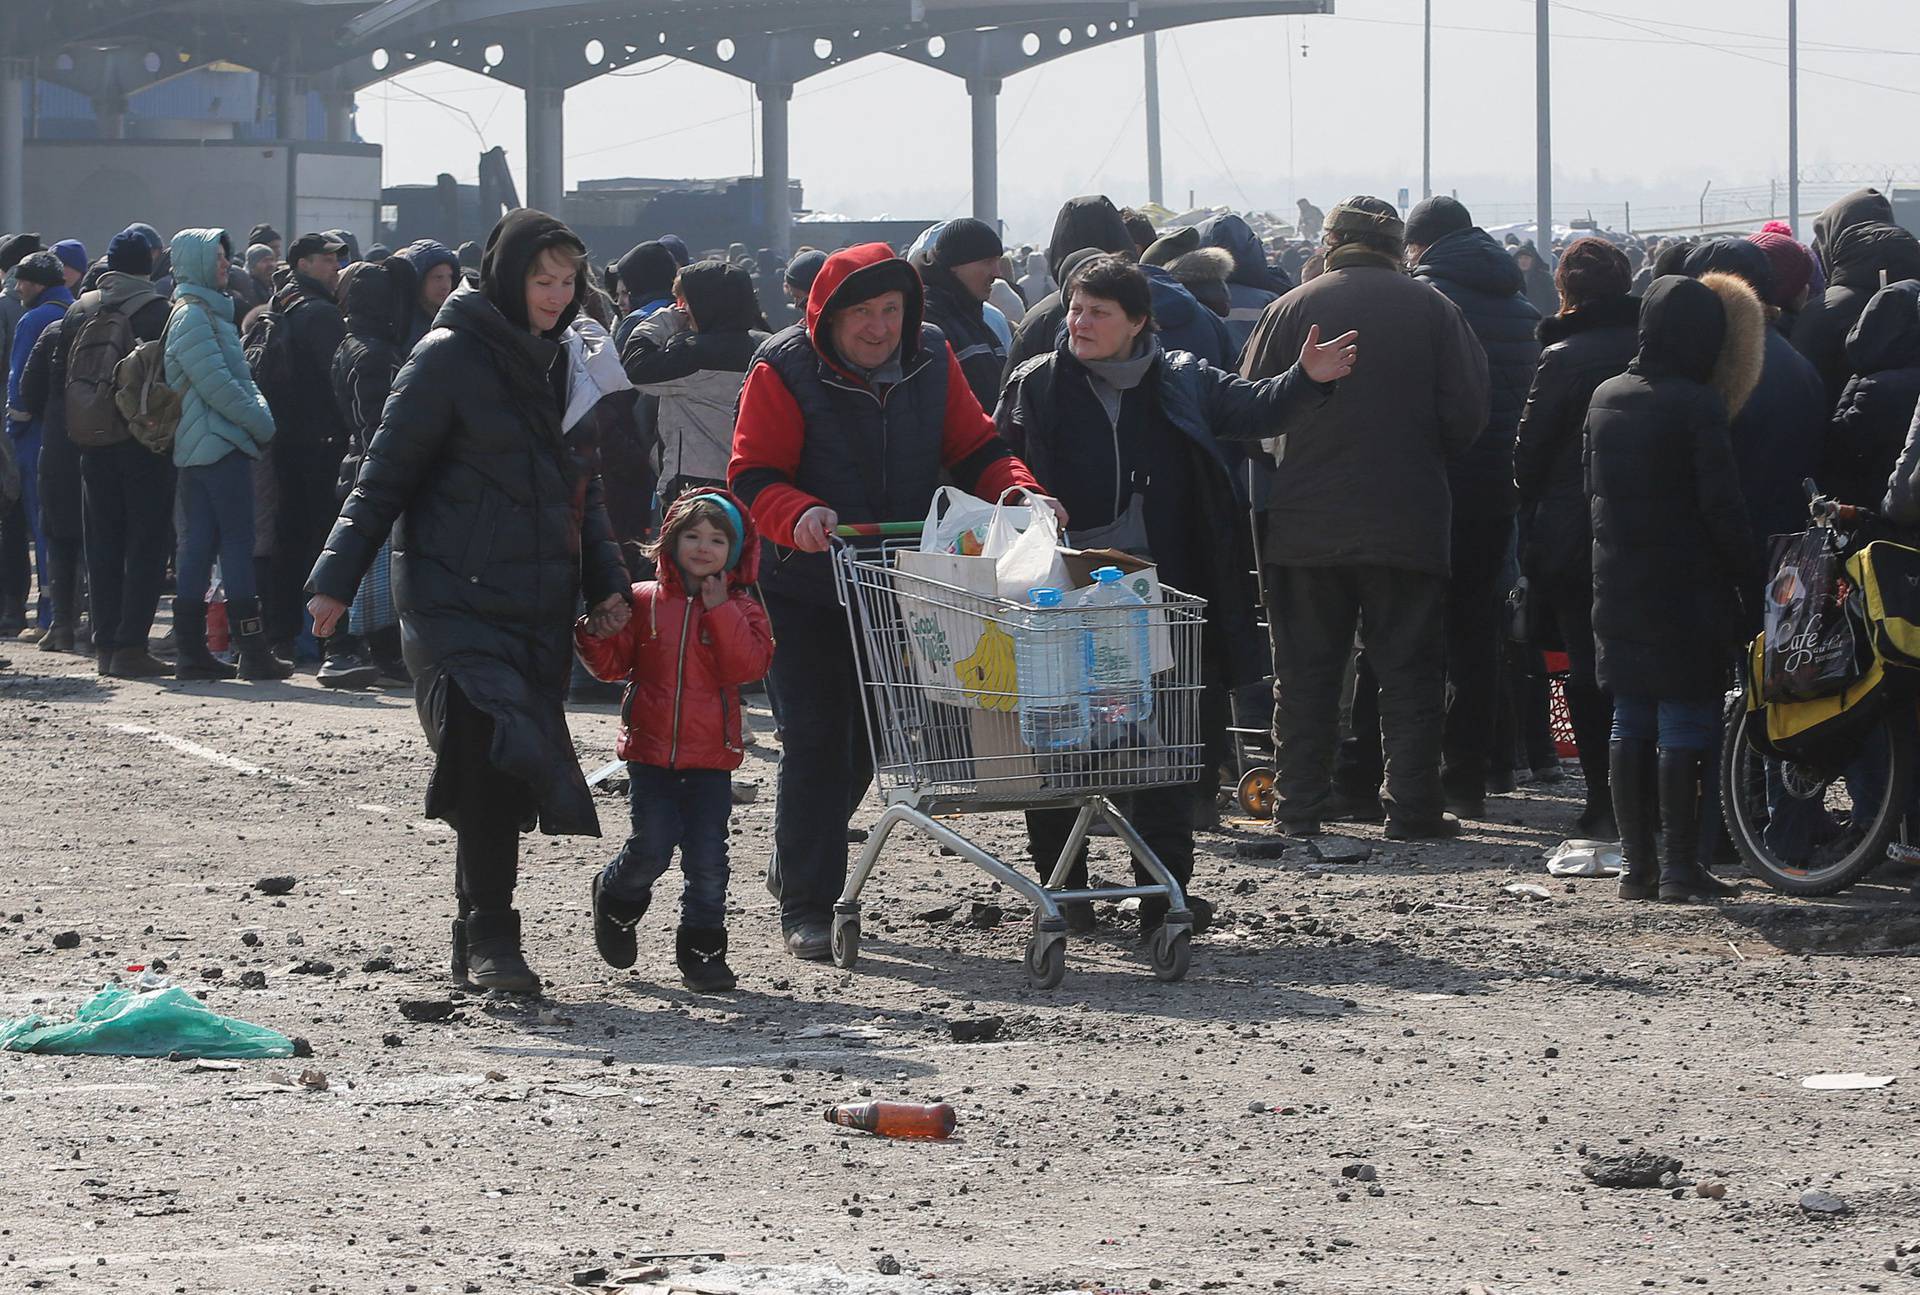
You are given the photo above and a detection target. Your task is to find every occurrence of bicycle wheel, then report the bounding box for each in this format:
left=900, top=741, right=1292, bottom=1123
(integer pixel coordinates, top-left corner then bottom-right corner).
left=1720, top=702, right=1914, bottom=896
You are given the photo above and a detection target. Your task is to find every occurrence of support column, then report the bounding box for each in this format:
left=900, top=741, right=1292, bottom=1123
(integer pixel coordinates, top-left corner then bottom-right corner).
left=1143, top=34, right=1163, bottom=208
left=322, top=89, right=355, bottom=144
left=523, top=30, right=566, bottom=215
left=1534, top=0, right=1552, bottom=263
left=276, top=72, right=308, bottom=139
left=758, top=81, right=792, bottom=257
left=1421, top=0, right=1432, bottom=200
left=95, top=94, right=129, bottom=141
left=0, top=59, right=25, bottom=234
left=967, top=76, right=1000, bottom=228
left=524, top=85, right=565, bottom=213
left=1787, top=0, right=1800, bottom=238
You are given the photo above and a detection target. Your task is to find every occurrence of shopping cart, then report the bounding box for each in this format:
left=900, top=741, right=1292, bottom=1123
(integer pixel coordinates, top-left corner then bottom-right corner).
left=828, top=523, right=1209, bottom=988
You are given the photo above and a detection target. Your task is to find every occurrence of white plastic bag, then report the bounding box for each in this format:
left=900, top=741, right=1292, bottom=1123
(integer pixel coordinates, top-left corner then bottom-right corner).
left=1544, top=838, right=1623, bottom=878
left=919, top=486, right=1031, bottom=557
left=982, top=494, right=1068, bottom=600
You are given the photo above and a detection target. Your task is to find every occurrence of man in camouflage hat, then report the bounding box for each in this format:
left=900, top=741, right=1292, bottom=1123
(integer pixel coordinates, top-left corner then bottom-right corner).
left=1238, top=196, right=1492, bottom=842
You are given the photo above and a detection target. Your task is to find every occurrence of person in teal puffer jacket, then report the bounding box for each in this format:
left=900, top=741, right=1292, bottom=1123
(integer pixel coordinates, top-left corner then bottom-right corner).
left=162, top=228, right=290, bottom=681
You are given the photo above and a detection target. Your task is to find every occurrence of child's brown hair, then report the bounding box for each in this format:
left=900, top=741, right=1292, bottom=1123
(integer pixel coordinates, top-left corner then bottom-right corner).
left=646, top=490, right=742, bottom=571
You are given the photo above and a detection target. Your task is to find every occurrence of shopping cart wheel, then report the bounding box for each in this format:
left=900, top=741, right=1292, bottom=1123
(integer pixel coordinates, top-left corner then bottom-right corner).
left=1024, top=933, right=1067, bottom=990
left=830, top=913, right=861, bottom=969
left=1236, top=767, right=1277, bottom=819
left=1147, top=925, right=1192, bottom=983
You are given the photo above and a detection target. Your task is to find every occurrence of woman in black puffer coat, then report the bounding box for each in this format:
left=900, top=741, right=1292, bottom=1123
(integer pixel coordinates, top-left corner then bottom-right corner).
left=1513, top=238, right=1640, bottom=838
left=1825, top=279, right=1920, bottom=510
left=307, top=210, right=631, bottom=993
left=1585, top=273, right=1763, bottom=905
left=1793, top=189, right=1920, bottom=406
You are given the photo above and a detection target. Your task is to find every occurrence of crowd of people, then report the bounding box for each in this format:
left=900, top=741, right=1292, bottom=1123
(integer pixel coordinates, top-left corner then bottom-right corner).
left=3, top=182, right=1915, bottom=992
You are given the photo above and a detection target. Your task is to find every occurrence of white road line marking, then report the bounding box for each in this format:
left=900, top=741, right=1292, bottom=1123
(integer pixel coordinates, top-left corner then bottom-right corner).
left=107, top=722, right=313, bottom=788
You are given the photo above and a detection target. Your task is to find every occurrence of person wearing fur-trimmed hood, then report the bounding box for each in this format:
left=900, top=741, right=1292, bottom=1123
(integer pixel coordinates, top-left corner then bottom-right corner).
left=1584, top=272, right=1764, bottom=907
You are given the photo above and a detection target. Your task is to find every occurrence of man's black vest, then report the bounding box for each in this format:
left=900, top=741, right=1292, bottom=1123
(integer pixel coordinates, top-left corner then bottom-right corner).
left=756, top=321, right=953, bottom=604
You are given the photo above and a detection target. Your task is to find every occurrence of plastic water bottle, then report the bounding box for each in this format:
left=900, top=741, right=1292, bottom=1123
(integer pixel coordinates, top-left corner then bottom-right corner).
left=1015, top=588, right=1089, bottom=752
left=1075, top=566, right=1155, bottom=730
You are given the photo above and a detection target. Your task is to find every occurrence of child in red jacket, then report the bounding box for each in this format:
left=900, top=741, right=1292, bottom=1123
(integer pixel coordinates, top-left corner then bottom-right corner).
left=576, top=490, right=774, bottom=990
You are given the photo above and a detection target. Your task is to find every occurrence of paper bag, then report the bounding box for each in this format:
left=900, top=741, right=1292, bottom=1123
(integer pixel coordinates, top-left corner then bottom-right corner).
left=893, top=547, right=1005, bottom=707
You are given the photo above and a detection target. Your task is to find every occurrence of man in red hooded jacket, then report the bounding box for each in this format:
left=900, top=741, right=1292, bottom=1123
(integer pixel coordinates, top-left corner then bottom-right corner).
left=730, top=243, right=1058, bottom=959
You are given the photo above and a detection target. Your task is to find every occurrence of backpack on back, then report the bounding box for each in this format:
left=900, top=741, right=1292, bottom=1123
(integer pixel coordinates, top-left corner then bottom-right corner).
left=243, top=301, right=299, bottom=408
left=112, top=299, right=198, bottom=457
left=64, top=298, right=138, bottom=448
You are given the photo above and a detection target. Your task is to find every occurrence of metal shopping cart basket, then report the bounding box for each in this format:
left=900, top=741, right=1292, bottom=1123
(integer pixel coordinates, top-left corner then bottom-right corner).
left=828, top=524, right=1207, bottom=988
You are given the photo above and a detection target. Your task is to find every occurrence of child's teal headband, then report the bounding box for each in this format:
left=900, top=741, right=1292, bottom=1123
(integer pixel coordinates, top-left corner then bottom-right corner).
left=686, top=492, right=745, bottom=572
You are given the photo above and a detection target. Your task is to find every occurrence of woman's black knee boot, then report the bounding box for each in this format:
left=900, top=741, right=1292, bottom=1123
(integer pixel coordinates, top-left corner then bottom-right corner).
left=1610, top=739, right=1659, bottom=900
left=1658, top=748, right=1738, bottom=902
left=229, top=596, right=293, bottom=681
left=173, top=597, right=238, bottom=680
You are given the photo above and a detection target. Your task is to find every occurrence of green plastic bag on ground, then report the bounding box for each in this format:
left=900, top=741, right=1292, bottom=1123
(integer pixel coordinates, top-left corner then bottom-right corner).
left=0, top=983, right=295, bottom=1059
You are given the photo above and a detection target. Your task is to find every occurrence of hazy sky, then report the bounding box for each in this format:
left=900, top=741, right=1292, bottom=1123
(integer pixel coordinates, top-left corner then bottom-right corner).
left=353, top=0, right=1920, bottom=242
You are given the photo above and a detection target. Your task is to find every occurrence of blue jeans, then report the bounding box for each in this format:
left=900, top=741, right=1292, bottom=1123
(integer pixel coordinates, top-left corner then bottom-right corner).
left=1611, top=695, right=1719, bottom=751
left=601, top=764, right=733, bottom=929
left=176, top=450, right=258, bottom=603
left=5, top=427, right=48, bottom=623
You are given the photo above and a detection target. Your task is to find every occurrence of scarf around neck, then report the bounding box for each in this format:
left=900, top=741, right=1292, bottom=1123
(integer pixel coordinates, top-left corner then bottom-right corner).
left=1080, top=335, right=1156, bottom=428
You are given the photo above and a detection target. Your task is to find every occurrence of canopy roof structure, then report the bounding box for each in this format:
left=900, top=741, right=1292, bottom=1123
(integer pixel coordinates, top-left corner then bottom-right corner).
left=1, top=0, right=1334, bottom=243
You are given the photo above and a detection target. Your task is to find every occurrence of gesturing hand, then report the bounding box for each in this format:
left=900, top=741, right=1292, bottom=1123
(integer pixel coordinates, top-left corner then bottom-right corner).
left=1298, top=323, right=1360, bottom=384
left=699, top=575, right=728, bottom=611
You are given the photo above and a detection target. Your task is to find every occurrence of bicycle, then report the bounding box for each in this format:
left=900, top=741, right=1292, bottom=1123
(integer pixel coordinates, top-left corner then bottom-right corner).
left=1720, top=490, right=1917, bottom=896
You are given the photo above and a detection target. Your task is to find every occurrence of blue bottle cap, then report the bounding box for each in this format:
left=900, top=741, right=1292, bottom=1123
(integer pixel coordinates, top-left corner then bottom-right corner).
left=1029, top=587, right=1063, bottom=607
left=1091, top=566, right=1123, bottom=583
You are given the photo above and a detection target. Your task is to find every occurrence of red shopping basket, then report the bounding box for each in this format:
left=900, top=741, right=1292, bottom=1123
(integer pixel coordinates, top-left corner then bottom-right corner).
left=1543, top=650, right=1576, bottom=758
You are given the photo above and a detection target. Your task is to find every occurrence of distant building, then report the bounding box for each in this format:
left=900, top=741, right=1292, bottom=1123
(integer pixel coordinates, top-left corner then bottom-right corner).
left=20, top=66, right=379, bottom=255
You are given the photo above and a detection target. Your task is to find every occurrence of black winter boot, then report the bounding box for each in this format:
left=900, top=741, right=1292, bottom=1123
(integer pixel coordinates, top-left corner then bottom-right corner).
left=172, top=598, right=238, bottom=680
left=229, top=597, right=294, bottom=681
left=465, top=908, right=542, bottom=993
left=38, top=548, right=77, bottom=652
left=676, top=926, right=738, bottom=992
left=107, top=645, right=173, bottom=678
left=1658, top=748, right=1737, bottom=902
left=1611, top=739, right=1659, bottom=900
left=590, top=873, right=649, bottom=970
